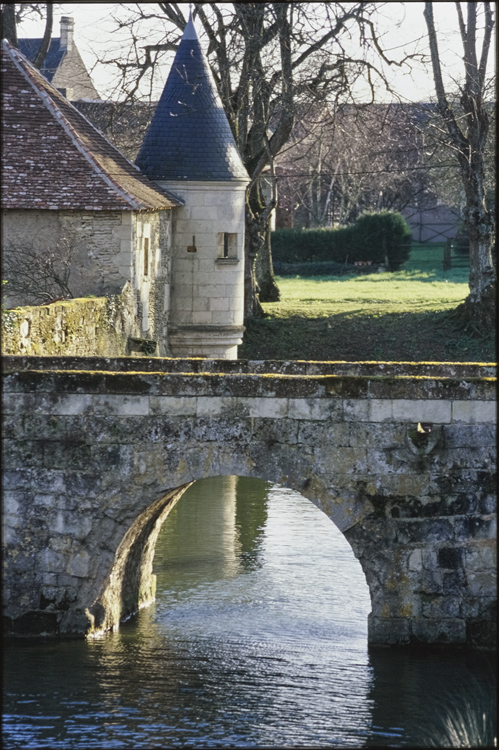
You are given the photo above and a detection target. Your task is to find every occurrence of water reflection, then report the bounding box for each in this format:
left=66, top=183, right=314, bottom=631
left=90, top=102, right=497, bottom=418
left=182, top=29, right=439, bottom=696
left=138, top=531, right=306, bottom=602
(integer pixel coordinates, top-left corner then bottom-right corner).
left=3, top=476, right=496, bottom=748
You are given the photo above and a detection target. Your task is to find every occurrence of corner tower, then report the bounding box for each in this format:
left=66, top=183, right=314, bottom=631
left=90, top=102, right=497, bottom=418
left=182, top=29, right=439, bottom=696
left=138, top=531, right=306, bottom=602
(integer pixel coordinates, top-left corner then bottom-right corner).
left=136, top=14, right=249, bottom=359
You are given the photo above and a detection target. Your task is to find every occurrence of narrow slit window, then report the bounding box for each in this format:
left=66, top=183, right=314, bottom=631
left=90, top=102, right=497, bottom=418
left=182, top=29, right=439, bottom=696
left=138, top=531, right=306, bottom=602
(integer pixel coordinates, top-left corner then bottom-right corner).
left=218, top=232, right=237, bottom=259
left=143, top=237, right=149, bottom=276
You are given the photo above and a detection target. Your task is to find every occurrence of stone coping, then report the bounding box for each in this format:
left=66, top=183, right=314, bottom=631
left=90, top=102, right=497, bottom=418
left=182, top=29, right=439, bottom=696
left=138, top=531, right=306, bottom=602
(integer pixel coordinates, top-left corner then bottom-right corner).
left=1, top=355, right=496, bottom=380
left=2, top=365, right=495, bottom=402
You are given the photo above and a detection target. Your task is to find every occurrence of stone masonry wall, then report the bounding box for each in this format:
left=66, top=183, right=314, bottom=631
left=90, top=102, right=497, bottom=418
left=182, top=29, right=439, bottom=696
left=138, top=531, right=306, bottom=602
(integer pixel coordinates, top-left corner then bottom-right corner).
left=2, top=359, right=496, bottom=648
left=1, top=295, right=139, bottom=357
left=1, top=209, right=133, bottom=308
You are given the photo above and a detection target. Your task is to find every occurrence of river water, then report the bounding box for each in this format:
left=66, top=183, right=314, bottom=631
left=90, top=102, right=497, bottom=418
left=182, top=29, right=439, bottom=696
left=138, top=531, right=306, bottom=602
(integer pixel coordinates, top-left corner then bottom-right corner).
left=3, top=476, right=496, bottom=748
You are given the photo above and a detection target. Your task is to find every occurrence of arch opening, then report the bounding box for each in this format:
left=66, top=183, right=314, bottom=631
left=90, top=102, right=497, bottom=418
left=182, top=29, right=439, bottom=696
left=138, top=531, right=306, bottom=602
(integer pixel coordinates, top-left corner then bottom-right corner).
left=88, top=475, right=372, bottom=642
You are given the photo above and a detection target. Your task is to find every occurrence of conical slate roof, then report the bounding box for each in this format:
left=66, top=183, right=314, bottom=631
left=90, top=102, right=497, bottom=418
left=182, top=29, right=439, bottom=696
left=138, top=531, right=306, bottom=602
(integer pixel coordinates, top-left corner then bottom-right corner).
left=135, top=15, right=248, bottom=182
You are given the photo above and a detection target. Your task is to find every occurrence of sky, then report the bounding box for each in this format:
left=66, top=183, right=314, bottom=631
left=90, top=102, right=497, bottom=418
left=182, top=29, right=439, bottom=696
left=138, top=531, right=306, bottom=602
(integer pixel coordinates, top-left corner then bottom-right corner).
left=15, top=2, right=495, bottom=103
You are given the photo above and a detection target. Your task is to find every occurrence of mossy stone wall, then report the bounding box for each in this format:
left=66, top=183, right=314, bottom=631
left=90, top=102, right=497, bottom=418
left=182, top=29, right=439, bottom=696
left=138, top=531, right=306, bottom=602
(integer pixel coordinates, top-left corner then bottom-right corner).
left=1, top=290, right=139, bottom=357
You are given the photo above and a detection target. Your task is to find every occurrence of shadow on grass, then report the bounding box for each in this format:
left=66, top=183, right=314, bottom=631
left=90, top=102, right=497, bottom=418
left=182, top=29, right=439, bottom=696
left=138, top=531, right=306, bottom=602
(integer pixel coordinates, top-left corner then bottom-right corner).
left=240, top=309, right=495, bottom=362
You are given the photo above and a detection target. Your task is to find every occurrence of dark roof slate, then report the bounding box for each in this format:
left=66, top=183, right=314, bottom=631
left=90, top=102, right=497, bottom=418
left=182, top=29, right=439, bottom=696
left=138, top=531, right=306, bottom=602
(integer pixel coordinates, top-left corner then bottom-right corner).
left=1, top=40, right=182, bottom=211
left=18, top=38, right=65, bottom=82
left=136, top=18, right=248, bottom=182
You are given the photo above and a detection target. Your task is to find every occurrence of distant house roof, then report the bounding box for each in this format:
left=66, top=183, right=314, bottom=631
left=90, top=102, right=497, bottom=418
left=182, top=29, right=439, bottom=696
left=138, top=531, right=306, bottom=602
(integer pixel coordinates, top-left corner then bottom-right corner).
left=1, top=39, right=182, bottom=212
left=136, top=14, right=249, bottom=182
left=17, top=37, right=66, bottom=82
left=18, top=16, right=100, bottom=101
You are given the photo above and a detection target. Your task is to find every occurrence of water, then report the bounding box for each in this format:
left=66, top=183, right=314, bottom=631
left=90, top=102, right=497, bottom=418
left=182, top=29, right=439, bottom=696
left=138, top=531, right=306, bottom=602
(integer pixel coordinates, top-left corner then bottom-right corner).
left=3, top=476, right=496, bottom=748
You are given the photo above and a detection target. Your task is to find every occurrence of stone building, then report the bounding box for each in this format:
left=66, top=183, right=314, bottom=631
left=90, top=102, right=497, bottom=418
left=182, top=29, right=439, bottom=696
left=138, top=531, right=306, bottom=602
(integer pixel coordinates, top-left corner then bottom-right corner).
left=1, top=38, right=181, bottom=353
left=18, top=16, right=99, bottom=102
left=2, top=14, right=250, bottom=359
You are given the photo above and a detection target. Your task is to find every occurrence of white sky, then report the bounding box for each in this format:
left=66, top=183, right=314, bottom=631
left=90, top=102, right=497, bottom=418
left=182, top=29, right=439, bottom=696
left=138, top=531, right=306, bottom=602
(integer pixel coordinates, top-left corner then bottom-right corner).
left=15, top=2, right=495, bottom=103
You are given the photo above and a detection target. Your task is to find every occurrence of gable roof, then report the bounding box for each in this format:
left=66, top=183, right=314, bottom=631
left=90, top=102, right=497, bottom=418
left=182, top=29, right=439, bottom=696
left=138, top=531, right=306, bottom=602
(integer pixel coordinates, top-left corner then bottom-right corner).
left=136, top=15, right=248, bottom=182
left=1, top=39, right=183, bottom=211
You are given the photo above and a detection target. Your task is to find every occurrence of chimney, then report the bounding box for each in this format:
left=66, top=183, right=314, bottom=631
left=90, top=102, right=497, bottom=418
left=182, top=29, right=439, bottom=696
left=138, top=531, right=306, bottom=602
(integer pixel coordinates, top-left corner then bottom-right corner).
left=60, top=16, right=74, bottom=51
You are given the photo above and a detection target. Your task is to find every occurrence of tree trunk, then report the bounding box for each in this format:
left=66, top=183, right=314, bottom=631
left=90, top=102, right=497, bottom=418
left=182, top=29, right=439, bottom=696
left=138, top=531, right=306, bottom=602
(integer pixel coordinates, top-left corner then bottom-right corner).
left=423, top=1, right=495, bottom=335
left=455, top=186, right=496, bottom=333
left=1, top=4, right=18, bottom=46
left=255, top=225, right=280, bottom=302
left=244, top=206, right=265, bottom=319
left=33, top=4, right=54, bottom=70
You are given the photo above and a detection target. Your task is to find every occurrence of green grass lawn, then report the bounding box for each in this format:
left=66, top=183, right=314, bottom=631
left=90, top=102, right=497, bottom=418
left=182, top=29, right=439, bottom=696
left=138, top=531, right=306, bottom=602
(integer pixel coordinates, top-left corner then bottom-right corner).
left=239, top=244, right=496, bottom=362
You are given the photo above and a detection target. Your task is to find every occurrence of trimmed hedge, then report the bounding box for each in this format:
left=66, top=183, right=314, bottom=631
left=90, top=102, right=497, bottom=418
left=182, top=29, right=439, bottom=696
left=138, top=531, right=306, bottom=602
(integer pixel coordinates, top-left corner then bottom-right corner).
left=272, top=210, right=412, bottom=271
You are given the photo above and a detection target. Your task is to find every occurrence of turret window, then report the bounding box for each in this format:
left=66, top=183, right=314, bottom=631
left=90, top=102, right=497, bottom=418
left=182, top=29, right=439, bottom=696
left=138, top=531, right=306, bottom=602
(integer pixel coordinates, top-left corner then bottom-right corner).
left=218, top=232, right=237, bottom=259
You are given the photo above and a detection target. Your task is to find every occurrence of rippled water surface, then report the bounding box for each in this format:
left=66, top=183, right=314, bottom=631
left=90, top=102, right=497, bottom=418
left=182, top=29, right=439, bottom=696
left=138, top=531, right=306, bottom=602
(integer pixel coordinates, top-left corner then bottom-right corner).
left=3, top=477, right=496, bottom=748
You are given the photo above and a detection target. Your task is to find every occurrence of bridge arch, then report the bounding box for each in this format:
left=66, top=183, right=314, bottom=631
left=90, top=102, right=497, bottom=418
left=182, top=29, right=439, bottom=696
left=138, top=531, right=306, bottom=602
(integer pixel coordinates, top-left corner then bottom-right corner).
left=83, top=447, right=377, bottom=638
left=2, top=357, right=496, bottom=648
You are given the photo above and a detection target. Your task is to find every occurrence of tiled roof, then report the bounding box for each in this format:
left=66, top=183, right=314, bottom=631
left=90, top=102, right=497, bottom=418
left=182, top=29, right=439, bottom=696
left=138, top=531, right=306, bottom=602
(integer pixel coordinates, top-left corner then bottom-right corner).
left=136, top=16, right=249, bottom=182
left=1, top=40, right=183, bottom=211
left=18, top=38, right=65, bottom=82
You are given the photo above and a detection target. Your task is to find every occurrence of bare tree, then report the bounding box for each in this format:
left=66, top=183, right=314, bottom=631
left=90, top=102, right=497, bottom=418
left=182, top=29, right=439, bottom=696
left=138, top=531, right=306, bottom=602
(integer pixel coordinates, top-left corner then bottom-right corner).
left=423, top=2, right=495, bottom=333
left=275, top=102, right=437, bottom=229
left=2, top=236, right=75, bottom=306
left=97, top=3, right=416, bottom=317
left=0, top=3, right=56, bottom=68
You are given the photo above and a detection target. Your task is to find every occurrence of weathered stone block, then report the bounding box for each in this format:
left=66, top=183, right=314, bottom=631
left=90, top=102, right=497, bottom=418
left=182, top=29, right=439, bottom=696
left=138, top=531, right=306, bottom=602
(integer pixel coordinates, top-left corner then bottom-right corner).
left=296, top=421, right=328, bottom=445
left=2, top=440, right=44, bottom=469
left=444, top=423, right=496, bottom=448
left=419, top=568, right=443, bottom=593
left=411, top=617, right=466, bottom=644
left=442, top=569, right=467, bottom=595
left=421, top=594, right=462, bottom=618
left=452, top=400, right=496, bottom=423
left=464, top=542, right=496, bottom=571
left=50, top=394, right=93, bottom=416
left=90, top=444, right=134, bottom=474
left=368, top=614, right=410, bottom=645
left=392, top=399, right=451, bottom=423
left=343, top=399, right=369, bottom=421
left=466, top=570, right=496, bottom=597
left=287, top=398, right=328, bottom=421
left=408, top=548, right=423, bottom=571
left=396, top=518, right=454, bottom=544
left=53, top=511, right=93, bottom=539
left=252, top=418, right=298, bottom=445
left=91, top=394, right=149, bottom=416
left=369, top=399, right=393, bottom=422
left=36, top=547, right=67, bottom=574
left=149, top=396, right=197, bottom=416
left=316, top=446, right=367, bottom=474
left=43, top=441, right=91, bottom=471
left=29, top=469, right=67, bottom=495
left=239, top=397, right=288, bottom=419
left=66, top=551, right=90, bottom=578
left=454, top=515, right=496, bottom=541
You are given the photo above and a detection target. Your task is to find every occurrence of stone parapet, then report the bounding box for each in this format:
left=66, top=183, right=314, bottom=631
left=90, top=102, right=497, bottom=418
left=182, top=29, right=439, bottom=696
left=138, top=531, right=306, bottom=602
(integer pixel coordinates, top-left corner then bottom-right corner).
left=2, top=356, right=495, bottom=379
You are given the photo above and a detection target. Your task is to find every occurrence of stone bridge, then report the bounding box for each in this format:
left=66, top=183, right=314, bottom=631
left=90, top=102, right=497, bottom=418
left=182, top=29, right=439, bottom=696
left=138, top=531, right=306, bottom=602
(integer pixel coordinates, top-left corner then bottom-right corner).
left=2, top=356, right=496, bottom=649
